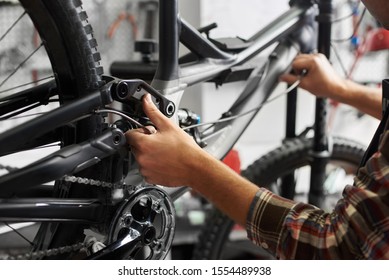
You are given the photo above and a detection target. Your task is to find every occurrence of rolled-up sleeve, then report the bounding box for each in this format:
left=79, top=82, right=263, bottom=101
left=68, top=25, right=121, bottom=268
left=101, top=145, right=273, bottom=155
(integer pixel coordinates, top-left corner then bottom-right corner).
left=246, top=188, right=297, bottom=255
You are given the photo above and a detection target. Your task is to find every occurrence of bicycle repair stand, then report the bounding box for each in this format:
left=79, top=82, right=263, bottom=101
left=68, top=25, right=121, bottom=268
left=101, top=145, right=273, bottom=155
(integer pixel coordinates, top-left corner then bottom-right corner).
left=284, top=0, right=333, bottom=208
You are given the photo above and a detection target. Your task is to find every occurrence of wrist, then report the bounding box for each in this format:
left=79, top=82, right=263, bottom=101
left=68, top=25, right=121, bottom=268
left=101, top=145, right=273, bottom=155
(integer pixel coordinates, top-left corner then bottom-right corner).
left=331, top=79, right=351, bottom=104
left=332, top=79, right=382, bottom=119
left=185, top=148, right=216, bottom=188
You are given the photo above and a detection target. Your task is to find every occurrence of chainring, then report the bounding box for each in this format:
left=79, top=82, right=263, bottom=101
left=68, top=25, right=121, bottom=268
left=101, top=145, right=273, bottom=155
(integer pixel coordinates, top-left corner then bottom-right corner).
left=108, top=184, right=175, bottom=259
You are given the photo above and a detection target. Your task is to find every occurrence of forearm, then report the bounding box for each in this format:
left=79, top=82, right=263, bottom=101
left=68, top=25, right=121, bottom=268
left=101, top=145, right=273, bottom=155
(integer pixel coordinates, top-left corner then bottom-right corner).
left=187, top=151, right=259, bottom=226
left=335, top=79, right=382, bottom=119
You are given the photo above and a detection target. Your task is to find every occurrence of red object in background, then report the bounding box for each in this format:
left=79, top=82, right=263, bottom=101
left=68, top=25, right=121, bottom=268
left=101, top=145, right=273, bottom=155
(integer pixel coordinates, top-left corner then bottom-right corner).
left=222, top=149, right=241, bottom=174
left=362, top=28, right=389, bottom=52
left=107, top=3, right=138, bottom=40
left=348, top=27, right=389, bottom=79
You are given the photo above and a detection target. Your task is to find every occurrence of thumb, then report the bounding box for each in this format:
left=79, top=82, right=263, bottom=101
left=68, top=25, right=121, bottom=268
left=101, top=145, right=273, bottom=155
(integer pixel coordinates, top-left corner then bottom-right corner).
left=279, top=73, right=298, bottom=85
left=142, top=94, right=172, bottom=130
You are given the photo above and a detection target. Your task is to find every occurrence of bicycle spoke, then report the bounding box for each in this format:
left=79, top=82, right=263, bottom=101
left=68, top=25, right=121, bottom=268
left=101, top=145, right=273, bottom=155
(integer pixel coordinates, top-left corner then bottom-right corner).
left=0, top=76, right=54, bottom=96
left=3, top=222, right=35, bottom=247
left=0, top=43, right=43, bottom=89
left=331, top=7, right=366, bottom=42
left=0, top=11, right=26, bottom=43
left=0, top=102, right=42, bottom=120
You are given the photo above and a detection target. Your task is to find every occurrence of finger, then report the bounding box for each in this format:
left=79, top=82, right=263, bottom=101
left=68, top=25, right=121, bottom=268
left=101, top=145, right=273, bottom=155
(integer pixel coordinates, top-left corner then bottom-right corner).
left=142, top=94, right=172, bottom=131
left=279, top=73, right=298, bottom=84
left=293, top=53, right=315, bottom=60
left=125, top=128, right=147, bottom=147
left=142, top=125, right=157, bottom=135
left=125, top=125, right=157, bottom=149
left=291, top=57, right=313, bottom=72
left=293, top=53, right=328, bottom=71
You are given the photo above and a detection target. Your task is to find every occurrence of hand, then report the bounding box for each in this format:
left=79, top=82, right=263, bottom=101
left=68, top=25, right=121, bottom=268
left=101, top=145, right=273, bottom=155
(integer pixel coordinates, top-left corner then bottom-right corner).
left=280, top=53, right=347, bottom=100
left=126, top=94, right=260, bottom=226
left=125, top=94, right=205, bottom=187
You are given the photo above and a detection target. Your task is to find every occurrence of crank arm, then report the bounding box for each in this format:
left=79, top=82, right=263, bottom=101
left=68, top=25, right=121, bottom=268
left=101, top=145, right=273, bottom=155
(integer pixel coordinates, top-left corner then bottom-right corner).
left=0, top=128, right=127, bottom=197
left=106, top=77, right=176, bottom=117
left=87, top=229, right=142, bottom=260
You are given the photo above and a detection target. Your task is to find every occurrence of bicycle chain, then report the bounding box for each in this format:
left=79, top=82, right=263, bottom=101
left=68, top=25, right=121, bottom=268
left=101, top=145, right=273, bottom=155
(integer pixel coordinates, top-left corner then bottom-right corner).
left=3, top=242, right=87, bottom=260
left=62, top=175, right=132, bottom=190
left=0, top=164, right=132, bottom=190
left=0, top=164, right=137, bottom=259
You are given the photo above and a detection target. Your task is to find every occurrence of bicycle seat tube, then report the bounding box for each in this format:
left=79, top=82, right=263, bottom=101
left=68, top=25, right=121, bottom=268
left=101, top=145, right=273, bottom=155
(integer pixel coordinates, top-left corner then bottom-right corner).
left=152, top=0, right=179, bottom=86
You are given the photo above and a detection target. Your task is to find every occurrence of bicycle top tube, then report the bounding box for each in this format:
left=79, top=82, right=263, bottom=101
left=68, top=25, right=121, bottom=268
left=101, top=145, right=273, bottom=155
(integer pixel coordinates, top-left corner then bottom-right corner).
left=153, top=0, right=317, bottom=89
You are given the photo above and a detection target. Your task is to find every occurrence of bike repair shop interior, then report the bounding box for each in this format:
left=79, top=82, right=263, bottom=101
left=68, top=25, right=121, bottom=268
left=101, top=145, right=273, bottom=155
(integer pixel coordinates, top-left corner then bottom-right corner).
left=0, top=0, right=383, bottom=259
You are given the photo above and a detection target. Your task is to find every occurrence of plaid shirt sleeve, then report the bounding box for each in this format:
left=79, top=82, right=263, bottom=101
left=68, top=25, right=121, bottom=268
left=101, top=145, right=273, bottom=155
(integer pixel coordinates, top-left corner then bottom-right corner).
left=246, top=131, right=389, bottom=259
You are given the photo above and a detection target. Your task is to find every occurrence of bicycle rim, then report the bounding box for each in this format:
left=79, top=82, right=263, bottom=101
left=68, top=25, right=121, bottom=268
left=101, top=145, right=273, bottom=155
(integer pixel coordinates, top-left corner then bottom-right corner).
left=0, top=0, right=105, bottom=259
left=193, top=136, right=366, bottom=259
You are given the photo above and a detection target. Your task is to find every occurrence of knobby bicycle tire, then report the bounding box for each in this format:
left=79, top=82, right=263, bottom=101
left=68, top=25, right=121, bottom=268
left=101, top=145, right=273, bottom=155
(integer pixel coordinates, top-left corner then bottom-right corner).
left=192, top=136, right=366, bottom=260
left=0, top=0, right=106, bottom=258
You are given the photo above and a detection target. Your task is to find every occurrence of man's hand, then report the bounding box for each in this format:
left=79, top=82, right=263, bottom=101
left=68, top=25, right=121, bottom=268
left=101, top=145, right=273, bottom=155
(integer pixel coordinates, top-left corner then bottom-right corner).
left=125, top=94, right=205, bottom=187
left=280, top=53, right=348, bottom=100
left=280, top=53, right=382, bottom=119
left=126, top=94, right=262, bottom=226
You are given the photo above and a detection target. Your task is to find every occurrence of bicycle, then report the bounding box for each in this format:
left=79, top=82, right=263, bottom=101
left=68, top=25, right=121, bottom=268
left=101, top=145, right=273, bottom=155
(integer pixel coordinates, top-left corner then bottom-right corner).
left=0, top=0, right=366, bottom=260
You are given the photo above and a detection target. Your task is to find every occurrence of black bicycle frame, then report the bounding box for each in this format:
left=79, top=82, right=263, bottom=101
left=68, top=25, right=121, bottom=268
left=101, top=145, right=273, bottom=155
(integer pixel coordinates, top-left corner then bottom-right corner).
left=0, top=0, right=322, bottom=222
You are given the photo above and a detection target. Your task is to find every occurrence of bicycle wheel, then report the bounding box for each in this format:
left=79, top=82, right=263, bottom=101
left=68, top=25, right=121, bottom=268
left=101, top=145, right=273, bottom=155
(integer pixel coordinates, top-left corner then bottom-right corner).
left=0, top=0, right=106, bottom=259
left=192, top=136, right=366, bottom=259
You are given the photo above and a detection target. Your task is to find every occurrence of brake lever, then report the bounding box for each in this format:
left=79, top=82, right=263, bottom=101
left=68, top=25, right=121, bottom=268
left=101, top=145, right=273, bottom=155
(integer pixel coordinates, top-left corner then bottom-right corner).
left=108, top=78, right=176, bottom=118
